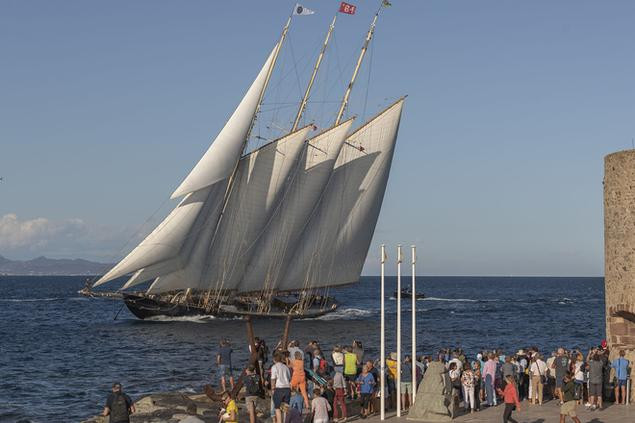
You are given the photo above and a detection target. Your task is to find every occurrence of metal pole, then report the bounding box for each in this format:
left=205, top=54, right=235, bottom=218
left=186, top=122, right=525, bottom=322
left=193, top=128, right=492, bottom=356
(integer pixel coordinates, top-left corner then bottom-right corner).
left=292, top=15, right=337, bottom=131
left=380, top=244, right=386, bottom=421
left=411, top=245, right=416, bottom=404
left=397, top=244, right=402, bottom=417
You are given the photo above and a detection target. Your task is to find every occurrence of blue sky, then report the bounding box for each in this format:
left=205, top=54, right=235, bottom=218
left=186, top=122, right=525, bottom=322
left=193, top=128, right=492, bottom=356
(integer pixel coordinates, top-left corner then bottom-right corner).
left=1, top=0, right=633, bottom=276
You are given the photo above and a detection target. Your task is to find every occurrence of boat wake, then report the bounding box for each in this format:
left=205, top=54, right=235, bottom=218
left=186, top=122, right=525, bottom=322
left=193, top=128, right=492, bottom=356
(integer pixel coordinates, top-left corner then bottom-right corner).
left=310, top=307, right=375, bottom=321
left=144, top=315, right=218, bottom=323
left=0, top=297, right=65, bottom=302
left=420, top=297, right=478, bottom=302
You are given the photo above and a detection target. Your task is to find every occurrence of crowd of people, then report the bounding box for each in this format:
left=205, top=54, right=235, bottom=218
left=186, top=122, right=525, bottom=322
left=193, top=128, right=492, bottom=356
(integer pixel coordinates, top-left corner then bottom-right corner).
left=100, top=338, right=631, bottom=423
left=211, top=338, right=631, bottom=423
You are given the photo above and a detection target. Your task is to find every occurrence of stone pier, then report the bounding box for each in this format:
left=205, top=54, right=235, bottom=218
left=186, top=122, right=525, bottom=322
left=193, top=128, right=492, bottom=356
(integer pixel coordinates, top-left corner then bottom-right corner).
left=604, top=149, right=635, bottom=402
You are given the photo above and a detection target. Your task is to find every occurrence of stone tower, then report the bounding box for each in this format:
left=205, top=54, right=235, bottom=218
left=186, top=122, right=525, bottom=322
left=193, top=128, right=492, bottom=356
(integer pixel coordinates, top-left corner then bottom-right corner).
left=604, top=149, right=635, bottom=401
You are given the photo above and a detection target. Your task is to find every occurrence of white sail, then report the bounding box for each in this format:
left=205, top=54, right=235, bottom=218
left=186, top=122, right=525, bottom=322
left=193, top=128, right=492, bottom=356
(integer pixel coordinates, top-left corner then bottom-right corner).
left=278, top=98, right=404, bottom=290
left=94, top=46, right=277, bottom=287
left=170, top=45, right=278, bottom=199
left=93, top=186, right=220, bottom=287
left=238, top=118, right=355, bottom=293
left=146, top=126, right=312, bottom=294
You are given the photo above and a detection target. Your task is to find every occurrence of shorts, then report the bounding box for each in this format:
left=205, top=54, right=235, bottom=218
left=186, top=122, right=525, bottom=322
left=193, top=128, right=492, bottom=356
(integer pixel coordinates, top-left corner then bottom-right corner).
left=400, top=382, right=412, bottom=394
left=245, top=395, right=258, bottom=408
left=273, top=387, right=291, bottom=409
left=344, top=374, right=356, bottom=382
left=589, top=383, right=602, bottom=397
left=617, top=379, right=627, bottom=387
left=218, top=364, right=233, bottom=377
left=555, top=375, right=564, bottom=389
left=560, top=400, right=576, bottom=417
left=360, top=393, right=372, bottom=408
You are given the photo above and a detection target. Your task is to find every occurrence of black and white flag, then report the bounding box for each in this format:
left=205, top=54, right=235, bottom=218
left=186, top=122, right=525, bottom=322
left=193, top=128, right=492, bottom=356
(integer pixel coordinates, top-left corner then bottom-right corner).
left=293, top=4, right=315, bottom=15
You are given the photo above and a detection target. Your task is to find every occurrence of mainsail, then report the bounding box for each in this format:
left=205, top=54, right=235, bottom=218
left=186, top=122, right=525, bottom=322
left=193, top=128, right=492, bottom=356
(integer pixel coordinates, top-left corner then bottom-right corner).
left=278, top=98, right=405, bottom=291
left=147, top=125, right=314, bottom=294
left=93, top=45, right=278, bottom=287
left=238, top=118, right=355, bottom=293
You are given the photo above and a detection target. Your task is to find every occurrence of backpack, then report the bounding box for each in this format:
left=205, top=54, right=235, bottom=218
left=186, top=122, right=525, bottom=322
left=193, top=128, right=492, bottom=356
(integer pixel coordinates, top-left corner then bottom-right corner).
left=109, top=393, right=130, bottom=423
left=245, top=374, right=261, bottom=395
left=573, top=383, right=582, bottom=401
left=318, top=357, right=328, bottom=375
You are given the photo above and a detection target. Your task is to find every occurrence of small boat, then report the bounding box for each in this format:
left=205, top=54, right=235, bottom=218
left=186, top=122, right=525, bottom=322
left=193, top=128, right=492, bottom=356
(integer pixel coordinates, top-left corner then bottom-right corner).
left=394, top=290, right=425, bottom=299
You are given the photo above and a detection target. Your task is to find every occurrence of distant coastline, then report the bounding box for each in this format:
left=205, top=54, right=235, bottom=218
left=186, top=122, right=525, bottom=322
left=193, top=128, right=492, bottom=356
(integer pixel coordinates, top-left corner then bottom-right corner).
left=0, top=255, right=112, bottom=276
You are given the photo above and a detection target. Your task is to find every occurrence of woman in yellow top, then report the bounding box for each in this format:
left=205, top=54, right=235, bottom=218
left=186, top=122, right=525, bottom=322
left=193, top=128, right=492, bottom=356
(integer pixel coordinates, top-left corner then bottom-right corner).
left=221, top=393, right=238, bottom=423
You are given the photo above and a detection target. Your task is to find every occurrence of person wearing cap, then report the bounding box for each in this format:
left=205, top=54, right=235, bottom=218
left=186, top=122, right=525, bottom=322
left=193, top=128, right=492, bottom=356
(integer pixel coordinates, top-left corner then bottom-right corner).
left=103, top=382, right=135, bottom=423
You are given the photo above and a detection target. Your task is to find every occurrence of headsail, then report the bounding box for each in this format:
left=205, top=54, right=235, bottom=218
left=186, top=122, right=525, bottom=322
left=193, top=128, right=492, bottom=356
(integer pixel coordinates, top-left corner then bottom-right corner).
left=170, top=45, right=278, bottom=199
left=278, top=98, right=404, bottom=291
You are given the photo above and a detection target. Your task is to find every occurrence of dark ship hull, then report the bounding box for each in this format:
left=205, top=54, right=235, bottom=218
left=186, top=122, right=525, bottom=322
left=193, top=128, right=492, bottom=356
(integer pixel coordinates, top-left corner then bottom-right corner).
left=81, top=288, right=338, bottom=319
left=123, top=293, right=338, bottom=319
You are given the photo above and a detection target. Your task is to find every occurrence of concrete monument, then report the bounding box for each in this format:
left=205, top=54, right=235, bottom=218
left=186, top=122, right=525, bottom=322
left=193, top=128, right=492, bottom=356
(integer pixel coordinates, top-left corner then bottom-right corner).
left=407, top=361, right=454, bottom=422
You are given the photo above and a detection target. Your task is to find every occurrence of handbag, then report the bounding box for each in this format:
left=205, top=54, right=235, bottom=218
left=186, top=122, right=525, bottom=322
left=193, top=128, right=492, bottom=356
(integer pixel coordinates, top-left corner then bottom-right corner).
left=534, top=360, right=546, bottom=384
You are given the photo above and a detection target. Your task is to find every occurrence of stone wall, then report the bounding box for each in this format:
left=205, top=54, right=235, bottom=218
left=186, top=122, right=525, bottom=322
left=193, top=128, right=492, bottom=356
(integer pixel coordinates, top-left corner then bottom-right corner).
left=604, top=149, right=635, bottom=401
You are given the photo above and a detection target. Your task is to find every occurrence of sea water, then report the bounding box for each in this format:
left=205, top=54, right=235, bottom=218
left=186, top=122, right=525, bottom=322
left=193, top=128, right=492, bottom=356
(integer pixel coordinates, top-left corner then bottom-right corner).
left=0, top=276, right=604, bottom=422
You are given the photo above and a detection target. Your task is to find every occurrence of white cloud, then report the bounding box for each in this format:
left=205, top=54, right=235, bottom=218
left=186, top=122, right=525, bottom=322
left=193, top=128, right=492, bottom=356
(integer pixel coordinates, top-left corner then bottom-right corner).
left=0, top=213, right=139, bottom=261
left=0, top=213, right=87, bottom=249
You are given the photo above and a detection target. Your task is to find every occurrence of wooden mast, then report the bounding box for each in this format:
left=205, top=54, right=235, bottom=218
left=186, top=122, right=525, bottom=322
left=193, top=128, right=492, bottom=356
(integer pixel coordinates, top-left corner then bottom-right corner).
left=202, top=13, right=293, bottom=308
left=334, top=5, right=384, bottom=125
left=291, top=14, right=337, bottom=131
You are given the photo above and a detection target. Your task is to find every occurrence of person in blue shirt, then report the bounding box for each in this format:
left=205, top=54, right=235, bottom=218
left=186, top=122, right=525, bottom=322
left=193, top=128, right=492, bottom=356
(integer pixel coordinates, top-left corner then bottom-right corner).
left=356, top=364, right=376, bottom=418
left=611, top=350, right=630, bottom=405
left=289, top=388, right=304, bottom=412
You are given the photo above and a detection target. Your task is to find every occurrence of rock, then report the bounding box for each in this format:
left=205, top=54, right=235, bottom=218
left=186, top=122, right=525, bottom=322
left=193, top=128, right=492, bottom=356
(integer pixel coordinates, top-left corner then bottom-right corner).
left=81, top=391, right=222, bottom=423
left=407, top=361, right=454, bottom=422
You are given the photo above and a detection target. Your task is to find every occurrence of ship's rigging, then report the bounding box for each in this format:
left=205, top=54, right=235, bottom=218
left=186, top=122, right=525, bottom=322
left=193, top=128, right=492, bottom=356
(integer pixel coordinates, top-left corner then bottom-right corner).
left=84, top=1, right=405, bottom=319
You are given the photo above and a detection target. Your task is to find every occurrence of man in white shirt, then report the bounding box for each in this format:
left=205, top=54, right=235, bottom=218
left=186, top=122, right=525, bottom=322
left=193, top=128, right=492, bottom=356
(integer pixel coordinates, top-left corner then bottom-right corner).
left=530, top=354, right=547, bottom=405
left=271, top=352, right=291, bottom=423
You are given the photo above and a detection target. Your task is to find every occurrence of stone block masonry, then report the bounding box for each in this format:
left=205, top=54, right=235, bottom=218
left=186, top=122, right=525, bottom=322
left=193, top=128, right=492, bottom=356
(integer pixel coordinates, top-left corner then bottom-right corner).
left=604, top=149, right=635, bottom=402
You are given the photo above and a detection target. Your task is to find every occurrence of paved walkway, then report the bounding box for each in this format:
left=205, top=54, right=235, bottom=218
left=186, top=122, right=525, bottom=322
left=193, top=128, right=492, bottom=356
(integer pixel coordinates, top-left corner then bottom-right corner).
left=365, top=400, right=633, bottom=423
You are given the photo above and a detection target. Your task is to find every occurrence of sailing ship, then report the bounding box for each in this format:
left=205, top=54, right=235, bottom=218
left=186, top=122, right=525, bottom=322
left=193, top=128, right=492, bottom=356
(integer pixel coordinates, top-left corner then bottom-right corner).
left=82, top=3, right=405, bottom=319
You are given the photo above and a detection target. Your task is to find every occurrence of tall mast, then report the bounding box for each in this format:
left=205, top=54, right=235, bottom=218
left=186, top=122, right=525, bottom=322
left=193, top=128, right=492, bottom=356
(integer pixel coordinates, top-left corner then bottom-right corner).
left=334, top=6, right=384, bottom=125
left=202, top=13, right=293, bottom=304
left=291, top=15, right=337, bottom=131
left=246, top=14, right=292, bottom=141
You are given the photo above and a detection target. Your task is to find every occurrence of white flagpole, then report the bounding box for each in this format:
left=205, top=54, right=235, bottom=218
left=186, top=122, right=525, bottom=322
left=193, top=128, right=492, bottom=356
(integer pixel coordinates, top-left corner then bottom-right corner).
left=397, top=244, right=402, bottom=417
left=411, top=245, right=417, bottom=404
left=380, top=244, right=386, bottom=421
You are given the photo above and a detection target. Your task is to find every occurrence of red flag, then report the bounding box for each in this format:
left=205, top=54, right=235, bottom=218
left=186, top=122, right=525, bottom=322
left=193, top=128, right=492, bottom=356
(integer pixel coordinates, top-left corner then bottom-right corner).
left=339, top=2, right=356, bottom=15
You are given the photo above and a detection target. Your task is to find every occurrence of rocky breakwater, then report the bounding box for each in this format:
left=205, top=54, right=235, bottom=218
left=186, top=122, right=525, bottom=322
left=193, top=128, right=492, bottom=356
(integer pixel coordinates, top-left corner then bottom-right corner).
left=81, top=388, right=270, bottom=423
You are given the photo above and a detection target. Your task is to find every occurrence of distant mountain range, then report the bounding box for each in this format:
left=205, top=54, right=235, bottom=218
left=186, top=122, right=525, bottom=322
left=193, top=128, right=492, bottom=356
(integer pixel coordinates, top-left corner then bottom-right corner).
left=0, top=255, right=113, bottom=276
